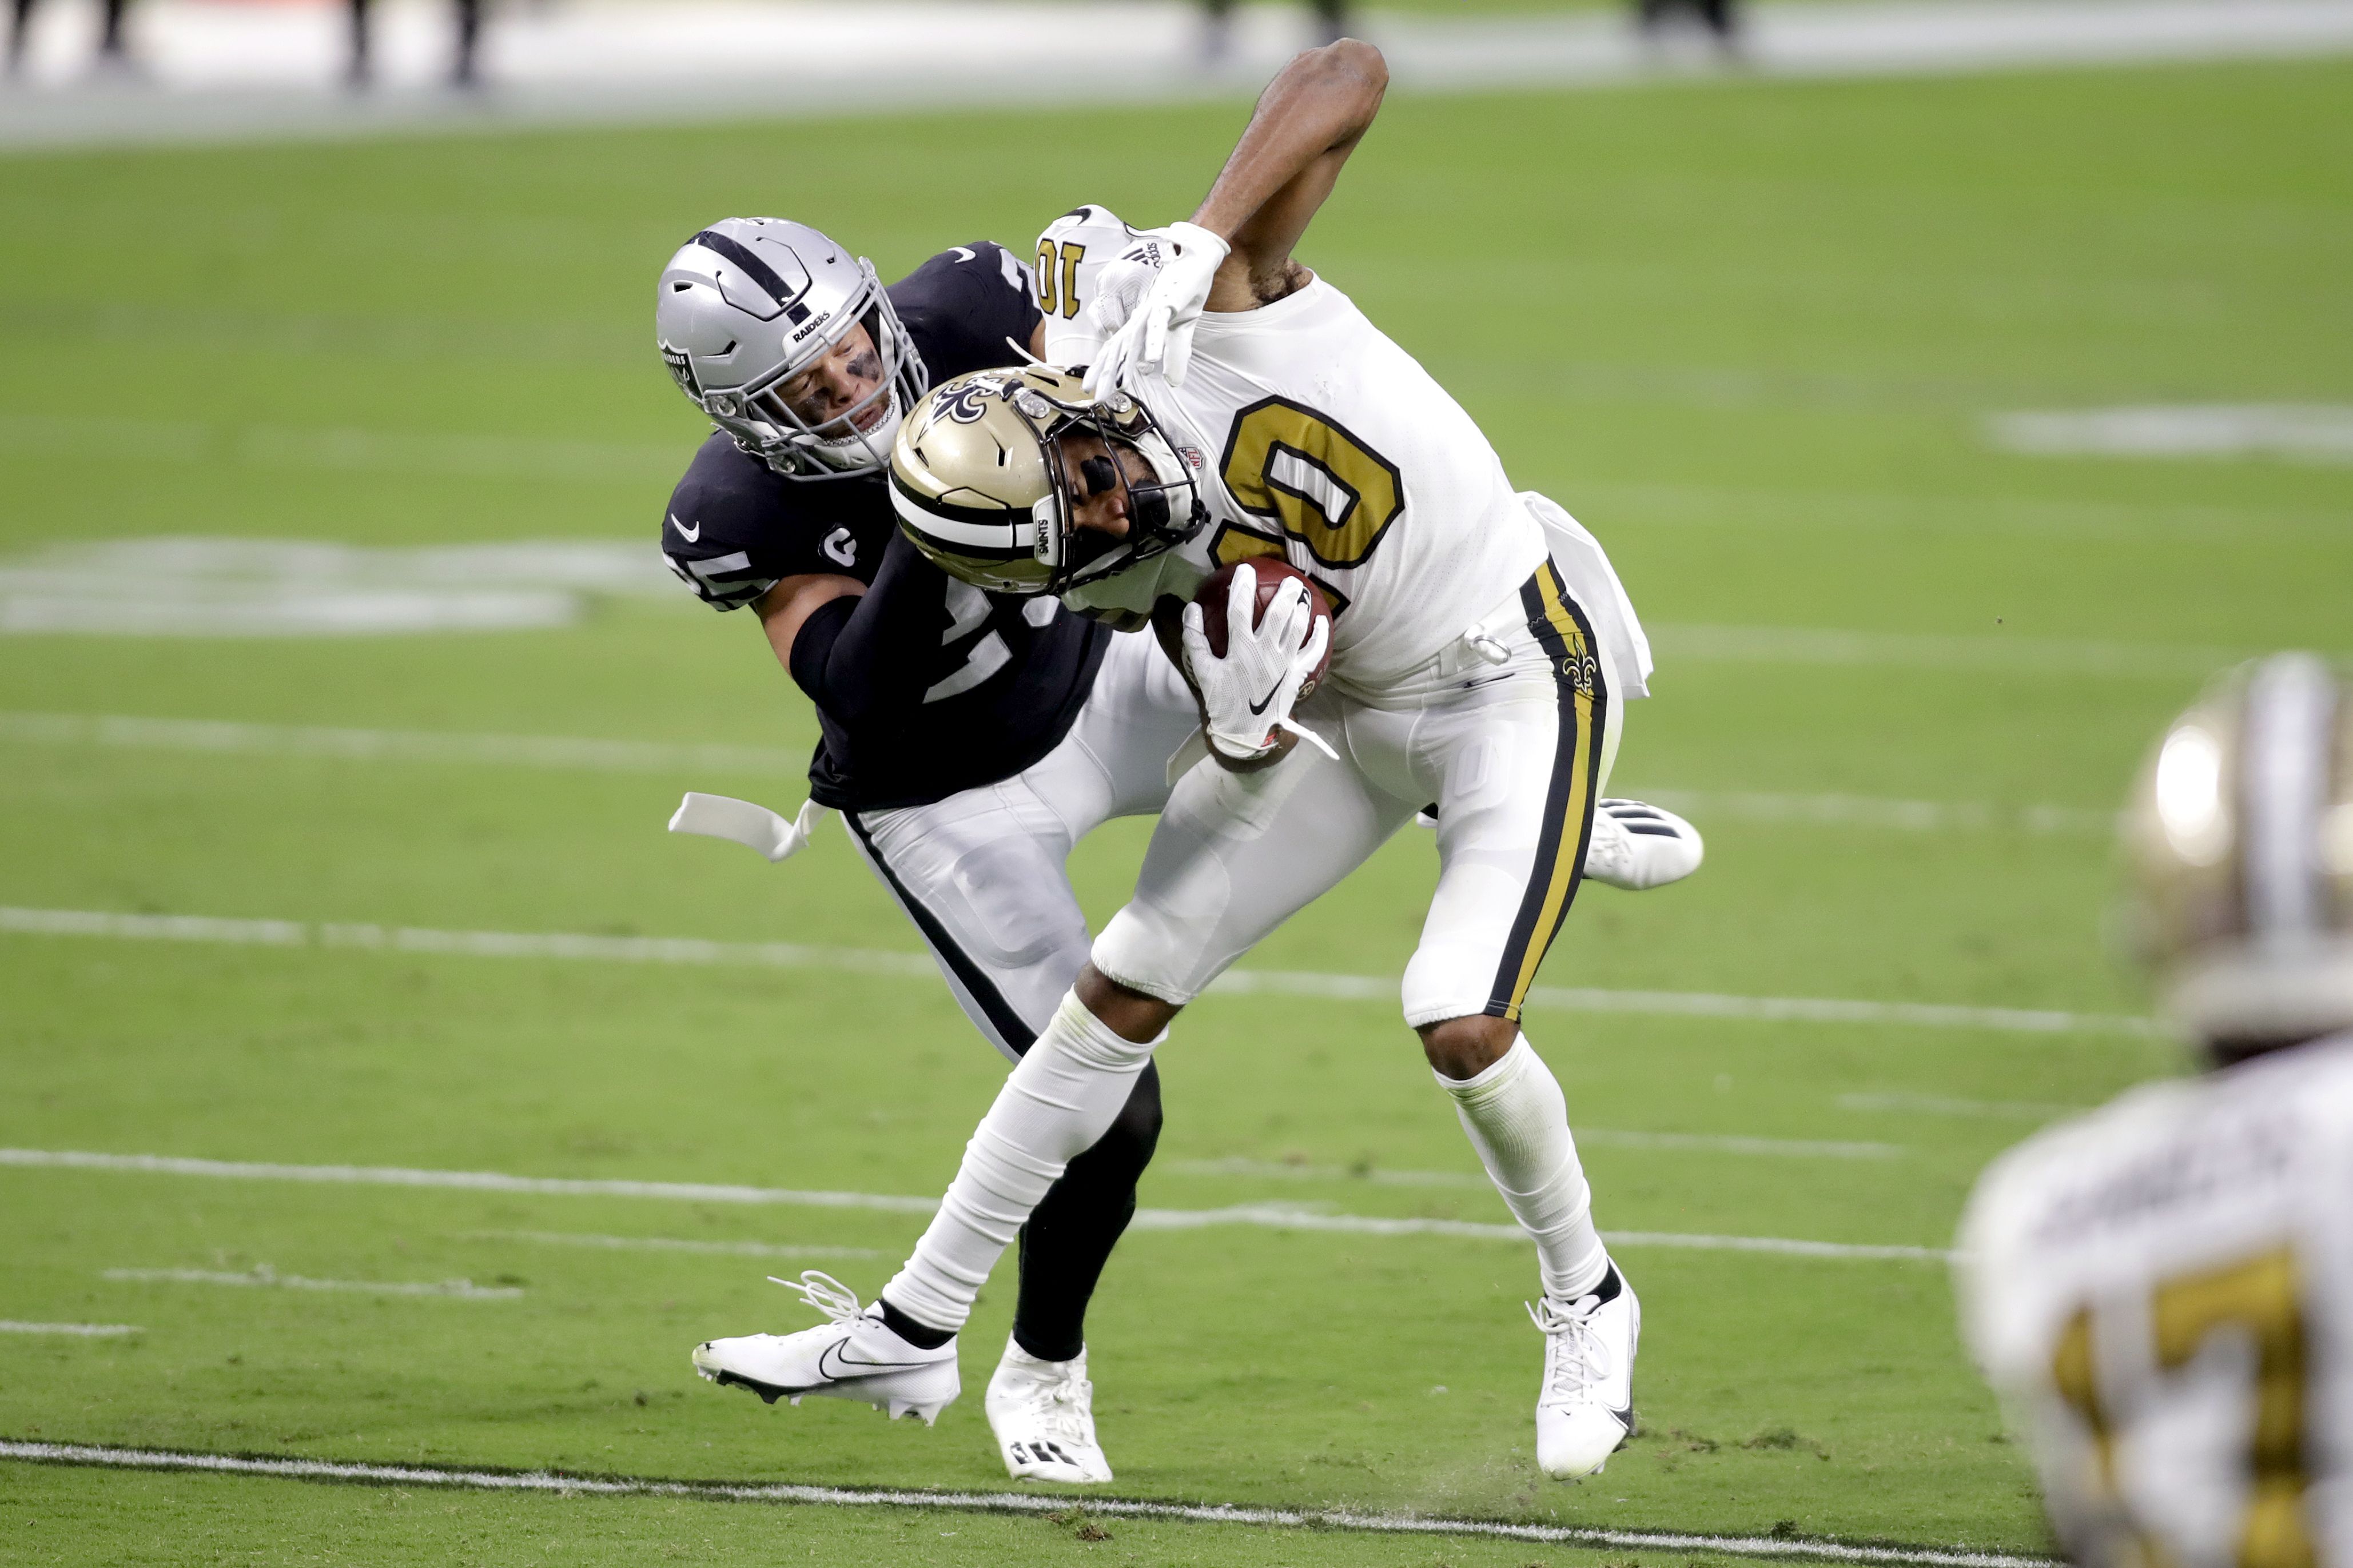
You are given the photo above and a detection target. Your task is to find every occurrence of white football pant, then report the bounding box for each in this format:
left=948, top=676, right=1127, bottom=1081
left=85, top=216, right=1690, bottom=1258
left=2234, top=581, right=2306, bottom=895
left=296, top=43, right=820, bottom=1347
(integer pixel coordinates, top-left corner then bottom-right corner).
left=841, top=630, right=1201, bottom=1056
left=1093, top=561, right=1622, bottom=1027
left=885, top=564, right=1625, bottom=1330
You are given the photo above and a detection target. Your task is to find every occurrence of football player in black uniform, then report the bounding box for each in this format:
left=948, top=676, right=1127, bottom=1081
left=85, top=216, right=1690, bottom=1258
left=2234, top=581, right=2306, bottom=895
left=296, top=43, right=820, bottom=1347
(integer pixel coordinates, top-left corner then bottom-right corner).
left=656, top=219, right=1199, bottom=1483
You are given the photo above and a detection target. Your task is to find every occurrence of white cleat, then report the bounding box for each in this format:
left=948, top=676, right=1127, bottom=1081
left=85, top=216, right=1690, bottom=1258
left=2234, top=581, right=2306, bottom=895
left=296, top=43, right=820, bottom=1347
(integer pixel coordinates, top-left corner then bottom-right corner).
left=986, top=1337, right=1114, bottom=1483
left=1531, top=1263, right=1640, bottom=1480
left=691, top=1271, right=959, bottom=1426
left=1583, top=800, right=1703, bottom=891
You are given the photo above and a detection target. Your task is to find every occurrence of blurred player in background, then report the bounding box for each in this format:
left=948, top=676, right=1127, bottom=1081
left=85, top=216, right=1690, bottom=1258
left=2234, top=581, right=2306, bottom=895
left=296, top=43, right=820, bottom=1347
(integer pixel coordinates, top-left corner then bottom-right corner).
left=347, top=0, right=480, bottom=87
left=1199, top=0, right=1348, bottom=65
left=656, top=220, right=1200, bottom=1482
left=1960, top=654, right=2353, bottom=1568
left=702, top=41, right=1705, bottom=1481
left=6, top=0, right=130, bottom=76
left=1634, top=0, right=1739, bottom=49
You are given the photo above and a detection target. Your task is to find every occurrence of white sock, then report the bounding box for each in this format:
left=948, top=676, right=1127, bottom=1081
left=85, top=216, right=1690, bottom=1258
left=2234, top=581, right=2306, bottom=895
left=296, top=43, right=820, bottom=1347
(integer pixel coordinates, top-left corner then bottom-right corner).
left=1438, top=1035, right=1609, bottom=1300
left=883, top=990, right=1161, bottom=1333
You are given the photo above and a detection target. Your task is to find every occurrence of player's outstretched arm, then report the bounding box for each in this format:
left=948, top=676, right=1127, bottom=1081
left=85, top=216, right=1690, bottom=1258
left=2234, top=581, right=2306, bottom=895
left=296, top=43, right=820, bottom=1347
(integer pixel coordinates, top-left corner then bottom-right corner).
left=1083, top=41, right=1385, bottom=393
left=1195, top=39, right=1387, bottom=309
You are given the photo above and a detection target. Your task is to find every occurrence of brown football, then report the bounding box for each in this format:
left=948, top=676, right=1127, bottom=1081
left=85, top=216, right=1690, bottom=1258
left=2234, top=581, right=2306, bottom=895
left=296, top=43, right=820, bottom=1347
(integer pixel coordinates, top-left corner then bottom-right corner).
left=1193, top=558, right=1335, bottom=699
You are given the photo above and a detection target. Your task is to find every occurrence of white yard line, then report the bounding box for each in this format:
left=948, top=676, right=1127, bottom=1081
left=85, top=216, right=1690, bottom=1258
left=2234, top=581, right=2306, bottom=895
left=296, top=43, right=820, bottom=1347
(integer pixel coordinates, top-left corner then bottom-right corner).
left=7, top=1148, right=1954, bottom=1263
left=0, top=1320, right=142, bottom=1336
left=4, top=1148, right=943, bottom=1214
left=1988, top=405, right=2353, bottom=466
left=0, top=1439, right=2057, bottom=1567
left=1638, top=787, right=2113, bottom=836
left=0, top=711, right=805, bottom=776
left=0, top=414, right=683, bottom=482
left=1651, top=623, right=2259, bottom=679
left=1133, top=1204, right=1957, bottom=1260
left=1170, top=1126, right=1901, bottom=1183
left=102, top=1267, right=521, bottom=1299
left=0, top=904, right=2156, bottom=1037
left=0, top=711, right=2117, bottom=833
left=463, top=1230, right=881, bottom=1260
left=1840, top=1091, right=2088, bottom=1119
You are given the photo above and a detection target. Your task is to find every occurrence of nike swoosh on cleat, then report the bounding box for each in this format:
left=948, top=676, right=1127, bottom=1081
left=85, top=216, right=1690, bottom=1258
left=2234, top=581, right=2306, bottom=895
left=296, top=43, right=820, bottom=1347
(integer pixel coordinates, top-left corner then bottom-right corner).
left=816, top=1341, right=936, bottom=1381
left=670, top=513, right=700, bottom=543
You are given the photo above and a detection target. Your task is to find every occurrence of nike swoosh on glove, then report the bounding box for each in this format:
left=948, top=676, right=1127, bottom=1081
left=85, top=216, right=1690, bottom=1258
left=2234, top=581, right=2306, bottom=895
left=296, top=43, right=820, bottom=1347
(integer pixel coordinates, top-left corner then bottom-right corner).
left=1085, top=221, right=1229, bottom=395
left=1179, top=564, right=1329, bottom=764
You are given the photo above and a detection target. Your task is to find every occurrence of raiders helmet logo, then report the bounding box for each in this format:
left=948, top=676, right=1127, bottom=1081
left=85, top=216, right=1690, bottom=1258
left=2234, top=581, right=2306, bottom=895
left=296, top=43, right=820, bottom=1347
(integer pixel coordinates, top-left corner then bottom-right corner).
left=660, top=344, right=700, bottom=399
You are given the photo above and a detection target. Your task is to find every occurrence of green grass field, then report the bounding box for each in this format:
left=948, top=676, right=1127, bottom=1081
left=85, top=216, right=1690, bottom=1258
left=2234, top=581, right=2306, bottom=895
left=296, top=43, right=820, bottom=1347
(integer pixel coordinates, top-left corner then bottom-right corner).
left=2, top=53, right=2350, bottom=1566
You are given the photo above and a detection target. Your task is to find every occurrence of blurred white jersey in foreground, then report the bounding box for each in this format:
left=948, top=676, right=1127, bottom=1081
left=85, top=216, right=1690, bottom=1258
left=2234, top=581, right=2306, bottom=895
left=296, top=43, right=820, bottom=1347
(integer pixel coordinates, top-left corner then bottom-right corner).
left=1957, top=1034, right=2353, bottom=1568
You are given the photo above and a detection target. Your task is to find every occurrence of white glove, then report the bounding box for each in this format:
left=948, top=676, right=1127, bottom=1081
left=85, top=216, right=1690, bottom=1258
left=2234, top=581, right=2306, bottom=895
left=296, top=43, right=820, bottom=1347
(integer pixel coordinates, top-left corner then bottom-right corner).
left=1178, top=564, right=1331, bottom=763
left=1085, top=221, right=1229, bottom=396
left=1084, top=237, right=1167, bottom=341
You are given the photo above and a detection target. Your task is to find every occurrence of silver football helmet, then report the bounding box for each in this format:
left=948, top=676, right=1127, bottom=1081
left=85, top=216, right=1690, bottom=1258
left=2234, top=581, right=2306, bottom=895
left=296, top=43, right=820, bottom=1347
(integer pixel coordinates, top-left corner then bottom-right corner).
left=656, top=217, right=926, bottom=480
left=2125, top=653, right=2353, bottom=1058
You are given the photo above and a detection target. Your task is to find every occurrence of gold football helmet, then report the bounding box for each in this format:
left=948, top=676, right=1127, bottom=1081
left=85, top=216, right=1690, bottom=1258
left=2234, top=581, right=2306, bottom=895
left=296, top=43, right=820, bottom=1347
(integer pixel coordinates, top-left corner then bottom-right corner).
left=2125, top=653, right=2353, bottom=1055
left=887, top=366, right=1205, bottom=596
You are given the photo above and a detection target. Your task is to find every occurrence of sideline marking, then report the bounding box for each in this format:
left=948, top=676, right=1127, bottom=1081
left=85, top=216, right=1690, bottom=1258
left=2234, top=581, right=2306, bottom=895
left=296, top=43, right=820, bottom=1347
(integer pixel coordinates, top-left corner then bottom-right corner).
left=0, top=1439, right=2060, bottom=1568
left=5, top=1148, right=1953, bottom=1263
left=0, top=1321, right=141, bottom=1337
left=0, top=711, right=2116, bottom=834
left=102, top=1267, right=521, bottom=1300
left=0, top=905, right=2158, bottom=1038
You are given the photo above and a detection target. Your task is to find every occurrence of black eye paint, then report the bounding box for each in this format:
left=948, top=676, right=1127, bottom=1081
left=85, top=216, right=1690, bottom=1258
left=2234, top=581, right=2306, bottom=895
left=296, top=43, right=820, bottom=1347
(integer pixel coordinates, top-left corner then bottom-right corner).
left=1079, top=456, right=1118, bottom=496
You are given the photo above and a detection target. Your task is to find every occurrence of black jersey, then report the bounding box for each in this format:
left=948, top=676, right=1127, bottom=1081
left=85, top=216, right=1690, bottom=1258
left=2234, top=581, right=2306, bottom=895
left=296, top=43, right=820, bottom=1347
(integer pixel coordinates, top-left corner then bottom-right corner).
left=661, top=242, right=1110, bottom=812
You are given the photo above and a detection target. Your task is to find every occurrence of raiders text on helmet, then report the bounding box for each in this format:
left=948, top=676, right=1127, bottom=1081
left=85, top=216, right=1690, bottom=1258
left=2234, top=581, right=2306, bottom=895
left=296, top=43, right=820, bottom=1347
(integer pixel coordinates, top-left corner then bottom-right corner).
left=655, top=217, right=926, bottom=480
left=2126, top=653, right=2353, bottom=1052
left=887, top=366, right=1206, bottom=596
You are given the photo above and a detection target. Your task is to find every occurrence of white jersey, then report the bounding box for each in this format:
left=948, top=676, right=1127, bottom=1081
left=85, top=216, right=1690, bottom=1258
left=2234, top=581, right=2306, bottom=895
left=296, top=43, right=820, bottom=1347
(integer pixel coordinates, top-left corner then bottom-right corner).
left=1036, top=207, right=1547, bottom=693
left=1956, top=1034, right=2353, bottom=1568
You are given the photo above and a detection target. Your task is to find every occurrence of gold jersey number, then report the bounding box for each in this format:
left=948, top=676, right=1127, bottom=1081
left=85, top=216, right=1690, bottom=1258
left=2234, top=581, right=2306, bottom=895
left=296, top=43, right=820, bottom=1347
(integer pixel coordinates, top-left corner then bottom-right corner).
left=2050, top=1247, right=2315, bottom=1568
left=1036, top=240, right=1085, bottom=321
left=1216, top=396, right=1404, bottom=572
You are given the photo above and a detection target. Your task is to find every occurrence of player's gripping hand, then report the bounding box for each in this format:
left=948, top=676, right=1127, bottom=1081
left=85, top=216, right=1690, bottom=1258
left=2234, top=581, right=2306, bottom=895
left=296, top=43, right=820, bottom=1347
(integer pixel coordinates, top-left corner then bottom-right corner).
left=1085, top=221, right=1228, bottom=395
left=1179, top=564, right=1329, bottom=764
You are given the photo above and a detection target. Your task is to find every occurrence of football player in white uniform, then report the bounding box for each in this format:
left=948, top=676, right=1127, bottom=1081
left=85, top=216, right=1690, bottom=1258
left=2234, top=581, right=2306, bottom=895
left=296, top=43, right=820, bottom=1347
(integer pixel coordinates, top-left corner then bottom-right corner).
left=1958, top=654, right=2353, bottom=1568
left=695, top=40, right=1704, bottom=1481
